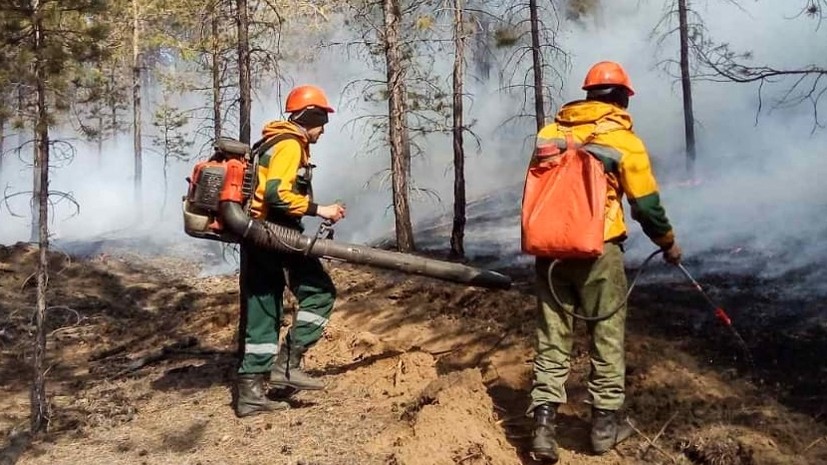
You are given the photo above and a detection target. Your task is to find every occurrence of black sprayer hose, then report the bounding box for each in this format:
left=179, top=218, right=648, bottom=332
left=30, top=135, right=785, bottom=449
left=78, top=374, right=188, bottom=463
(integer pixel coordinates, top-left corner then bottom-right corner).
left=546, top=249, right=664, bottom=322
left=219, top=202, right=512, bottom=290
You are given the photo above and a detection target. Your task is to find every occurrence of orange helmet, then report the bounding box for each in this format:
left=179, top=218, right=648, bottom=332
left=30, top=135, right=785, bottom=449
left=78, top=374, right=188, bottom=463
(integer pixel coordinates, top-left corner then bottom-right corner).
left=285, top=85, right=335, bottom=113
left=582, top=61, right=635, bottom=96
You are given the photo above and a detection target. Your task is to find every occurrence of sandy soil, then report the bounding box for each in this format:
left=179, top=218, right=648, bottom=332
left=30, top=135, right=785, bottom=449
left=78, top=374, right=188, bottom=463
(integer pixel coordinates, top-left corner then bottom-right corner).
left=1, top=242, right=826, bottom=465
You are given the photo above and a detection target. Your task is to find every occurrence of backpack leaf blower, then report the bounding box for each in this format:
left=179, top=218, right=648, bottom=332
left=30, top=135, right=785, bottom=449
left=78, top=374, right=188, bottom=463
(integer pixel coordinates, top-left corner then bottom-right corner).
left=183, top=137, right=512, bottom=290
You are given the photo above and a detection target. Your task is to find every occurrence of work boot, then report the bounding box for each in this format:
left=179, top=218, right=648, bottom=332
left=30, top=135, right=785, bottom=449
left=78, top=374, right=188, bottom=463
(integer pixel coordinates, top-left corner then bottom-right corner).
left=591, top=407, right=635, bottom=454
left=270, top=344, right=325, bottom=391
left=530, top=403, right=559, bottom=463
left=235, top=374, right=289, bottom=418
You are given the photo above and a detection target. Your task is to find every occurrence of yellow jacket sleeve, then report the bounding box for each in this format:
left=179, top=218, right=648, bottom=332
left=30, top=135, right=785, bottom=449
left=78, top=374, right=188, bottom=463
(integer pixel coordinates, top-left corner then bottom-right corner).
left=615, top=135, right=675, bottom=248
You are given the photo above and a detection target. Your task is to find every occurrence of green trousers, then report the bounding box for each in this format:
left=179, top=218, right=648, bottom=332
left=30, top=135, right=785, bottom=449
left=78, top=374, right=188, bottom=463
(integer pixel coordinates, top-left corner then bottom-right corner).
left=237, top=242, right=336, bottom=374
left=529, top=243, right=628, bottom=413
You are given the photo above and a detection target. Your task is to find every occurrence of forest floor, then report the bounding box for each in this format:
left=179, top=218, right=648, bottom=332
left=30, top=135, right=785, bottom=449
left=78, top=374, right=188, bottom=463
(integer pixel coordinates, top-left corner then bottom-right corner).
left=1, top=241, right=827, bottom=465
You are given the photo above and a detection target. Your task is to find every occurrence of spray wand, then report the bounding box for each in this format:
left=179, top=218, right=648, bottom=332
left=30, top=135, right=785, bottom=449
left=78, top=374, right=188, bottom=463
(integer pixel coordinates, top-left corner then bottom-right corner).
left=675, top=263, right=754, bottom=367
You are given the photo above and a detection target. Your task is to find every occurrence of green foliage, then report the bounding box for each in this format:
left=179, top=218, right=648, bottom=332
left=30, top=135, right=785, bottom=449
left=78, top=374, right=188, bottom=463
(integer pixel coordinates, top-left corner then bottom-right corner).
left=151, top=101, right=193, bottom=163
left=0, top=0, right=112, bottom=131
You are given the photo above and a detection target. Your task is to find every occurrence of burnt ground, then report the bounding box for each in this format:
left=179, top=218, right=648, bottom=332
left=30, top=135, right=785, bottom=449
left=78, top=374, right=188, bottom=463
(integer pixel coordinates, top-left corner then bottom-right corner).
left=1, top=241, right=827, bottom=465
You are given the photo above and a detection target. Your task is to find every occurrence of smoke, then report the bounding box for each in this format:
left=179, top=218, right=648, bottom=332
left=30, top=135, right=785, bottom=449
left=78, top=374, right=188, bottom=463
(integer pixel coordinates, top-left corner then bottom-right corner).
left=1, top=0, right=825, bottom=290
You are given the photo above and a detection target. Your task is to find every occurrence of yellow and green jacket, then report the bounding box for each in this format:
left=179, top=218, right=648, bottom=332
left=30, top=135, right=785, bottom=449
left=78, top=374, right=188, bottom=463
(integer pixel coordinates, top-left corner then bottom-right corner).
left=249, top=121, right=318, bottom=223
left=535, top=100, right=675, bottom=248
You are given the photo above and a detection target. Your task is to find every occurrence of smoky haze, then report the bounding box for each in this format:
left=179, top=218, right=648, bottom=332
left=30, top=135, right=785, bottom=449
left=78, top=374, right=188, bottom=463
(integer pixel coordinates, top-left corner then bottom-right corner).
left=0, top=0, right=824, bottom=290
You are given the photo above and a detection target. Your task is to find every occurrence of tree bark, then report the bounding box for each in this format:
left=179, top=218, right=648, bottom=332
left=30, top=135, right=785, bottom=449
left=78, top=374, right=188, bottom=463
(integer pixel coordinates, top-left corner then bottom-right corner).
left=678, top=0, right=697, bottom=175
left=132, top=0, right=143, bottom=204
left=31, top=0, right=50, bottom=434
left=236, top=0, right=251, bottom=144
left=211, top=4, right=222, bottom=141
left=29, top=127, right=38, bottom=243
left=529, top=0, right=545, bottom=132
left=161, top=125, right=170, bottom=216
left=450, top=0, right=466, bottom=259
left=110, top=65, right=118, bottom=136
left=97, top=109, right=104, bottom=167
left=382, top=0, right=415, bottom=252
left=17, top=85, right=26, bottom=151
left=0, top=113, right=5, bottom=182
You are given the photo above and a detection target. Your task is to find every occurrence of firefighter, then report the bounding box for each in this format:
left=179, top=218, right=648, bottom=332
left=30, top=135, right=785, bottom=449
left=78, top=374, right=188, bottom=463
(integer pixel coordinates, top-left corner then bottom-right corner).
left=527, top=62, right=683, bottom=460
left=235, top=85, right=346, bottom=417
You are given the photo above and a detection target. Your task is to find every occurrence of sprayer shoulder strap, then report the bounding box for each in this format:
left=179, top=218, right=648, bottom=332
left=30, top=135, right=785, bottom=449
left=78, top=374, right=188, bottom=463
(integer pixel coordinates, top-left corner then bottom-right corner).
left=250, top=133, right=304, bottom=162
left=559, top=121, right=625, bottom=147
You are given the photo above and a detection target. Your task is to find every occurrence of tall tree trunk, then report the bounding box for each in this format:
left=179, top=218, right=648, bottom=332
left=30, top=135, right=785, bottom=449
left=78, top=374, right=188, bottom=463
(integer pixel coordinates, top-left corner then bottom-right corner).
left=162, top=156, right=169, bottom=216
left=0, top=113, right=5, bottom=180
left=110, top=66, right=118, bottom=134
left=29, top=127, right=38, bottom=243
left=31, top=0, right=50, bottom=434
left=17, top=85, right=26, bottom=150
left=382, top=0, right=415, bottom=252
left=96, top=58, right=104, bottom=167
left=211, top=5, right=222, bottom=141
left=528, top=0, right=545, bottom=132
left=132, top=0, right=143, bottom=205
left=97, top=114, right=104, bottom=167
left=678, top=0, right=696, bottom=175
left=236, top=0, right=251, bottom=144
left=450, top=0, right=466, bottom=259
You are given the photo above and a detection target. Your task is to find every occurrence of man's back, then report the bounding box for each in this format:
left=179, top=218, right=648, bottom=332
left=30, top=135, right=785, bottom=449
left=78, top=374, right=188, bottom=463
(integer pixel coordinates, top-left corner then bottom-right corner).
left=536, top=99, right=674, bottom=248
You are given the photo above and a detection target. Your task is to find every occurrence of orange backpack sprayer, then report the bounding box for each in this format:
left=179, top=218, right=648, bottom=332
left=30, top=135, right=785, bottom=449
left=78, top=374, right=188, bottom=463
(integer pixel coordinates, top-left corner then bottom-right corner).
left=521, top=130, right=607, bottom=259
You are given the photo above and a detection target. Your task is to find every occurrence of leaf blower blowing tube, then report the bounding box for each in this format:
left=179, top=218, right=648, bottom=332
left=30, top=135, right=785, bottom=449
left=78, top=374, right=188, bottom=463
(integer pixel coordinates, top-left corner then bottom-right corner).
left=218, top=201, right=512, bottom=290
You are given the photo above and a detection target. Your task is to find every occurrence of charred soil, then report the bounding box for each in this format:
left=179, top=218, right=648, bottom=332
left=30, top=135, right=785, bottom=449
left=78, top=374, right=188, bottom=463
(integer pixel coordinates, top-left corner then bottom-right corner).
left=1, top=242, right=826, bottom=465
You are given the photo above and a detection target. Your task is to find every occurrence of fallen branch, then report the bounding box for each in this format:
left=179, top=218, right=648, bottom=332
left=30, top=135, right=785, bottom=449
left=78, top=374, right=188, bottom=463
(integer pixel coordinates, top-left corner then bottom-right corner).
left=642, top=411, right=679, bottom=459
left=88, top=342, right=129, bottom=361
left=626, top=418, right=678, bottom=464
left=803, top=435, right=827, bottom=453
left=108, top=337, right=199, bottom=378
left=19, top=272, right=35, bottom=292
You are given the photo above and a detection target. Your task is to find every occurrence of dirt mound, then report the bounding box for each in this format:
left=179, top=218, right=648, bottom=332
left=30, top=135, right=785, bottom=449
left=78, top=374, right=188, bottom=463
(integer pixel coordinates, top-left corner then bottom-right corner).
left=386, top=369, right=517, bottom=465
left=2, top=244, right=827, bottom=465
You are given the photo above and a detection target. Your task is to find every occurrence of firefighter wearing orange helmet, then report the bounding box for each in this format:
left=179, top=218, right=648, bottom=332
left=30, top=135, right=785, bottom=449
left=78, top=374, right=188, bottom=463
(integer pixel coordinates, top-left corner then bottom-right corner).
left=527, top=62, right=682, bottom=460
left=235, top=85, right=346, bottom=417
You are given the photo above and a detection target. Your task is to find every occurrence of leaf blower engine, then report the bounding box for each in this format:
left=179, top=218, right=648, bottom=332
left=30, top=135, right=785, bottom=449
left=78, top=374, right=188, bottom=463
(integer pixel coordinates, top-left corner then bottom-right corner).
left=183, top=138, right=256, bottom=243
left=181, top=137, right=512, bottom=290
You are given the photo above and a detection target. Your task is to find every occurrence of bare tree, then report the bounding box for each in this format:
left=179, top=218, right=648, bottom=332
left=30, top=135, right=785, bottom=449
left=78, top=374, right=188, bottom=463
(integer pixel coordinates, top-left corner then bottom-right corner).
left=678, top=0, right=697, bottom=174
left=30, top=0, right=49, bottom=432
left=652, top=0, right=705, bottom=174
left=132, top=0, right=143, bottom=204
left=0, top=99, right=7, bottom=177
left=29, top=128, right=38, bottom=243
left=691, top=1, right=827, bottom=131
left=528, top=0, right=545, bottom=131
left=498, top=1, right=568, bottom=131
left=450, top=0, right=467, bottom=259
left=237, top=0, right=251, bottom=144
left=211, top=1, right=223, bottom=140
left=383, top=0, right=416, bottom=252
